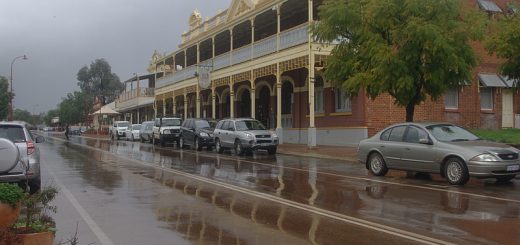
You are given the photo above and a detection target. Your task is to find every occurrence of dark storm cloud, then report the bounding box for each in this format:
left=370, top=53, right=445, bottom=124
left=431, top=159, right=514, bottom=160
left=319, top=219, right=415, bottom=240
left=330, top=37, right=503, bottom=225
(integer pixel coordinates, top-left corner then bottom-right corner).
left=0, top=0, right=230, bottom=114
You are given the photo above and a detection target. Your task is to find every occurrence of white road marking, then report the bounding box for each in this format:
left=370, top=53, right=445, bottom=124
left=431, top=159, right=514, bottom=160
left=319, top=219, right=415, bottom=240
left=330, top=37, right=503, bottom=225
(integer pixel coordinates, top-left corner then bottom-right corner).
left=50, top=136, right=455, bottom=245
left=43, top=165, right=115, bottom=245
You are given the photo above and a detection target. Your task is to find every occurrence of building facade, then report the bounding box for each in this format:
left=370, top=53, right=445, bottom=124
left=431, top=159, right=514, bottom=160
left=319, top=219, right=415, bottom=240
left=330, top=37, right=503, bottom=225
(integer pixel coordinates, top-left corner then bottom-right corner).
left=114, top=74, right=156, bottom=124
left=146, top=0, right=519, bottom=147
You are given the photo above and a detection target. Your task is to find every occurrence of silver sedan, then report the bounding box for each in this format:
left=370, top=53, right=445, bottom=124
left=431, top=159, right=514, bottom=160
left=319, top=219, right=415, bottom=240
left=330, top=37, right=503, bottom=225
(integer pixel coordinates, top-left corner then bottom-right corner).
left=357, top=122, right=520, bottom=185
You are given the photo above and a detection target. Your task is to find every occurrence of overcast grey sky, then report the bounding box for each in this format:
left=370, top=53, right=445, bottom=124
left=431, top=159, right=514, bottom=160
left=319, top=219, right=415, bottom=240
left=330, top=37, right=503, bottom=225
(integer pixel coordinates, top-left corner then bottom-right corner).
left=0, top=0, right=230, bottom=114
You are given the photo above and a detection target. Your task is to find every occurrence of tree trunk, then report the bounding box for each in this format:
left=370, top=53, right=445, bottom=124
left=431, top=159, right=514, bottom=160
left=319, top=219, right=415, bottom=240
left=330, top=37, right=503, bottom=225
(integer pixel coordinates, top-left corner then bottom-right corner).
left=406, top=102, right=415, bottom=122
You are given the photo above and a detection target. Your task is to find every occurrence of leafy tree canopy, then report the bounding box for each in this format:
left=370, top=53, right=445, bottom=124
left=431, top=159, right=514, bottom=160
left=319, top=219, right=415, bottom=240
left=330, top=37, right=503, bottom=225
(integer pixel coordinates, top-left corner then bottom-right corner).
left=77, top=59, right=123, bottom=109
left=58, top=91, right=87, bottom=125
left=313, top=0, right=485, bottom=121
left=486, top=7, right=520, bottom=82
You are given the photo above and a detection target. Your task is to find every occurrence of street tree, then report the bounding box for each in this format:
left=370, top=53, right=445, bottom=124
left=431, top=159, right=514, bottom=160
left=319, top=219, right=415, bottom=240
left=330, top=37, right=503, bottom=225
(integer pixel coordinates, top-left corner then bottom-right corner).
left=77, top=59, right=124, bottom=115
left=486, top=6, right=520, bottom=82
left=0, top=76, right=9, bottom=120
left=13, top=109, right=42, bottom=125
left=313, top=0, right=485, bottom=121
left=58, top=91, right=87, bottom=125
left=44, top=109, right=59, bottom=126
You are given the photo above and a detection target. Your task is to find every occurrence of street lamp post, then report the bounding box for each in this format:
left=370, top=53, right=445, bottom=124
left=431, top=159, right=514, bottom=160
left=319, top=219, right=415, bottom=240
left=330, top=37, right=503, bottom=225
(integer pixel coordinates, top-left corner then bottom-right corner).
left=8, top=55, right=28, bottom=121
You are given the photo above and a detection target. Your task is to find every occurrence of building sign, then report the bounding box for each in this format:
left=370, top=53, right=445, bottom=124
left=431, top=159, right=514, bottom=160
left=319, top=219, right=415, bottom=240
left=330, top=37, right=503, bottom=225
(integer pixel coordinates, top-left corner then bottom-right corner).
left=198, top=68, right=211, bottom=89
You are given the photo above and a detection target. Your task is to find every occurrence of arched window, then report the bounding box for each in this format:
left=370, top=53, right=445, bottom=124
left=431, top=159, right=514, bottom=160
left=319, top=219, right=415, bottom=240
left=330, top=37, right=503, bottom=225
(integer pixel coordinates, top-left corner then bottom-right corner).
left=335, top=87, right=352, bottom=112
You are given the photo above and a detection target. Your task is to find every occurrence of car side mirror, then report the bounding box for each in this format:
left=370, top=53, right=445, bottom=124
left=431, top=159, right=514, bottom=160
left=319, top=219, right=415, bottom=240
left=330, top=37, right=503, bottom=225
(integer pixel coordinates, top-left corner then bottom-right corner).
left=35, top=136, right=45, bottom=143
left=419, top=138, right=431, bottom=145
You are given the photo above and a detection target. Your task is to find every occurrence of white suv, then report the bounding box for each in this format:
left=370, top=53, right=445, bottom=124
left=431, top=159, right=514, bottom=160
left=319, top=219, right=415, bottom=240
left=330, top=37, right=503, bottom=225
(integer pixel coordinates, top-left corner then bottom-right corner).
left=0, top=121, right=45, bottom=193
left=110, top=121, right=130, bottom=140
left=153, top=117, right=182, bottom=147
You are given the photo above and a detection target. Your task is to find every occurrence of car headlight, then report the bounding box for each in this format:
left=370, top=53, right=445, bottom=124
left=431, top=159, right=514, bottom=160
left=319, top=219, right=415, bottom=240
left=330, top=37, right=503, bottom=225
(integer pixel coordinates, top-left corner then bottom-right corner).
left=200, top=132, right=209, bottom=137
left=163, top=129, right=170, bottom=134
left=471, top=154, right=500, bottom=162
left=244, top=132, right=254, bottom=139
left=271, top=133, right=278, bottom=138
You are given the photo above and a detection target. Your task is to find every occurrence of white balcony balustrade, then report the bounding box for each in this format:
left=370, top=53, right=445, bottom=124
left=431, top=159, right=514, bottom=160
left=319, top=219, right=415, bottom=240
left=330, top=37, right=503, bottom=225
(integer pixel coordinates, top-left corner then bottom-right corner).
left=279, top=24, right=308, bottom=50
left=254, top=36, right=277, bottom=59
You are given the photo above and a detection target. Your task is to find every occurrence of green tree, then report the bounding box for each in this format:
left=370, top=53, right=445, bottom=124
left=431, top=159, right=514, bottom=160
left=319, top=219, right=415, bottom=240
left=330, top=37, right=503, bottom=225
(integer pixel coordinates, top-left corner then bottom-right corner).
left=313, top=0, right=485, bottom=121
left=13, top=109, right=41, bottom=125
left=44, top=109, right=59, bottom=126
left=0, top=76, right=9, bottom=120
left=486, top=6, right=520, bottom=81
left=58, top=91, right=87, bottom=125
left=77, top=59, right=123, bottom=112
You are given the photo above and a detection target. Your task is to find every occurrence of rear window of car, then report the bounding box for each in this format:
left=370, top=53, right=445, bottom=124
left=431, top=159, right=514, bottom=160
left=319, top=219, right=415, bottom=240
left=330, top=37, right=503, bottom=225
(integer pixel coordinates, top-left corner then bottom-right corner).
left=380, top=129, right=392, bottom=141
left=0, top=125, right=26, bottom=142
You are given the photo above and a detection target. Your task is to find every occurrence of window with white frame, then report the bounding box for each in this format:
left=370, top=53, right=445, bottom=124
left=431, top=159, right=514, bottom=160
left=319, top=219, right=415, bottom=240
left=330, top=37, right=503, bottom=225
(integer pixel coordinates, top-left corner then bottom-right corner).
left=335, top=87, right=352, bottom=112
left=480, top=87, right=493, bottom=110
left=444, top=88, right=459, bottom=109
left=314, top=76, right=324, bottom=113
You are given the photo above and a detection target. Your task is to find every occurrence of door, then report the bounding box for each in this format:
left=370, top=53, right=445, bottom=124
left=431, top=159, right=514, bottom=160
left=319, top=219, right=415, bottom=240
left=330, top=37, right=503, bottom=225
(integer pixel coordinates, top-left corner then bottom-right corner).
left=379, top=126, right=407, bottom=168
left=401, top=126, right=437, bottom=172
left=502, top=90, right=514, bottom=128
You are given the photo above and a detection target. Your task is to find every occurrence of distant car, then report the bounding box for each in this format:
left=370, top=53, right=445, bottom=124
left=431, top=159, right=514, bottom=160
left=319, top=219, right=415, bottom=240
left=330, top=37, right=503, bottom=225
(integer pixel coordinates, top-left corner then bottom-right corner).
left=0, top=121, right=45, bottom=193
left=125, top=124, right=141, bottom=141
left=139, top=121, right=154, bottom=143
left=153, top=117, right=182, bottom=147
left=213, top=118, right=278, bottom=155
left=179, top=118, right=215, bottom=151
left=357, top=122, right=520, bottom=185
left=110, top=121, right=130, bottom=140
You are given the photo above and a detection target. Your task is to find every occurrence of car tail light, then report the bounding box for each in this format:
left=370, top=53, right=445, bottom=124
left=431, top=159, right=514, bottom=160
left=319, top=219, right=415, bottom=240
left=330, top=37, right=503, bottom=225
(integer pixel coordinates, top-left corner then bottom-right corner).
left=27, top=141, right=35, bottom=155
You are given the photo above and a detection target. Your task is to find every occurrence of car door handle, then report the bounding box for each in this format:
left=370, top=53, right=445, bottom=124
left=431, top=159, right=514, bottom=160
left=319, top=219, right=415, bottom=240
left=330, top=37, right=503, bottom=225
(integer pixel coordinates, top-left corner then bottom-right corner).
left=405, top=147, right=411, bottom=150
left=379, top=145, right=385, bottom=148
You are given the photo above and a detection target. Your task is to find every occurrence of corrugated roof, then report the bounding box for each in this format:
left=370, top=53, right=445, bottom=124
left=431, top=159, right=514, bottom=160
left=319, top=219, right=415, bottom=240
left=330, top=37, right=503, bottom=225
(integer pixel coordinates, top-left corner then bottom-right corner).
left=478, top=0, right=503, bottom=13
left=478, top=73, right=508, bottom=88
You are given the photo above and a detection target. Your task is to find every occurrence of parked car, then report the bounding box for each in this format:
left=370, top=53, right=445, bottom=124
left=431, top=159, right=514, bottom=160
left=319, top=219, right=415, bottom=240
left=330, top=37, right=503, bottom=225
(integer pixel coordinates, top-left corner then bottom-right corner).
left=140, top=121, right=154, bottom=143
left=213, top=118, right=278, bottom=155
left=110, top=121, right=130, bottom=140
left=357, top=122, right=520, bottom=185
left=125, top=124, right=141, bottom=141
left=153, top=117, right=182, bottom=147
left=179, top=118, right=216, bottom=151
left=0, top=121, right=45, bottom=193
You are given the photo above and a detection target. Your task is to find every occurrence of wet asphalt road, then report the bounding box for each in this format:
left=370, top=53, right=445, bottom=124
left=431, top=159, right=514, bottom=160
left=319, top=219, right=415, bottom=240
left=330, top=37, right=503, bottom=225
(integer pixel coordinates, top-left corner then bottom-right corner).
left=38, top=134, right=520, bottom=245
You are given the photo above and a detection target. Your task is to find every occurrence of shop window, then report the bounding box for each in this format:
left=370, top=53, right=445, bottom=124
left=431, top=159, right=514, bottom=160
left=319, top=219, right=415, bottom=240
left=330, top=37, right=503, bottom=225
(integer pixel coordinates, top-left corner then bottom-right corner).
left=480, top=87, right=493, bottom=110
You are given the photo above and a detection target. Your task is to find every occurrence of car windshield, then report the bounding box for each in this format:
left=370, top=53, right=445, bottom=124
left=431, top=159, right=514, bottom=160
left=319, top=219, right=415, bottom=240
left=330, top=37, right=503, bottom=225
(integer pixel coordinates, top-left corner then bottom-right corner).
left=235, top=120, right=266, bottom=131
left=132, top=125, right=141, bottom=130
left=162, top=119, right=181, bottom=126
left=195, top=120, right=211, bottom=129
left=426, top=124, right=480, bottom=142
left=0, top=125, right=26, bottom=143
left=117, top=122, right=129, bottom=128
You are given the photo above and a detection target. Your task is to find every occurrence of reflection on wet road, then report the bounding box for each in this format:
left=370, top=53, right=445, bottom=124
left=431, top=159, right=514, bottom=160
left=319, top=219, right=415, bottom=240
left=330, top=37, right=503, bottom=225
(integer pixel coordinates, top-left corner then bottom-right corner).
left=42, top=135, right=520, bottom=245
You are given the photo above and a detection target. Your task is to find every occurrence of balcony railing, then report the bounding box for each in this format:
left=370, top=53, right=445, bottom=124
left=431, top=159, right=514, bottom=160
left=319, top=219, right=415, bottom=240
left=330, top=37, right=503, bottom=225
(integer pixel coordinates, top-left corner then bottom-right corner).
left=156, top=23, right=312, bottom=88
left=117, top=87, right=155, bottom=102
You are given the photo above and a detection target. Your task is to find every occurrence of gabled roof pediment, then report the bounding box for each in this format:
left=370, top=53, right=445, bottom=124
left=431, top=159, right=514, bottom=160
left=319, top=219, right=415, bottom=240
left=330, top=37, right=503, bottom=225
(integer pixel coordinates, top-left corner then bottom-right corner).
left=226, top=0, right=257, bottom=22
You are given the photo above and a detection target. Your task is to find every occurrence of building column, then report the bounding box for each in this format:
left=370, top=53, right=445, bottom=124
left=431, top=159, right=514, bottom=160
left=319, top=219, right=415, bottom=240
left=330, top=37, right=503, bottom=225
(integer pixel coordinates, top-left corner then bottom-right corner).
left=162, top=98, right=166, bottom=117
left=196, top=87, right=201, bottom=118
left=154, top=100, right=157, bottom=119
left=276, top=64, right=283, bottom=144
left=212, top=89, right=216, bottom=119
left=230, top=84, right=235, bottom=119
left=173, top=100, right=177, bottom=117
left=307, top=0, right=316, bottom=147
left=184, top=94, right=188, bottom=120
left=251, top=86, right=256, bottom=119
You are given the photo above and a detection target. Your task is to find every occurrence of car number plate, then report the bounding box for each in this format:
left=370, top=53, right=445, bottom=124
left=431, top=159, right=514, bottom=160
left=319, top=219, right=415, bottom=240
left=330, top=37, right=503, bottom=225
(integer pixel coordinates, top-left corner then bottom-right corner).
left=261, top=143, right=270, bottom=147
left=507, top=165, right=520, bottom=172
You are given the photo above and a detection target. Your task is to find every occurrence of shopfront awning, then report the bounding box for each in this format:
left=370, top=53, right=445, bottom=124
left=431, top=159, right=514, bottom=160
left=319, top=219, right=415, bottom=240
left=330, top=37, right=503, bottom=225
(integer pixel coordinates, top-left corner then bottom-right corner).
left=478, top=73, right=508, bottom=88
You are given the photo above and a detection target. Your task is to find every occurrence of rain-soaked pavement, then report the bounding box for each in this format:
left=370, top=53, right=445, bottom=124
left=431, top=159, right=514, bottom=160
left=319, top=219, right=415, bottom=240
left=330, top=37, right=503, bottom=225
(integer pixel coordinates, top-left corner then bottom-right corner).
left=38, top=134, right=520, bottom=245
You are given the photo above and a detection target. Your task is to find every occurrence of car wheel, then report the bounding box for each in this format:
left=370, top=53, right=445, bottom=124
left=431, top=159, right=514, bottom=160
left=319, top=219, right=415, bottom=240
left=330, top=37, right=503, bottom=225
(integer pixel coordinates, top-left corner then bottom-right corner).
left=195, top=137, right=202, bottom=151
left=444, top=157, right=469, bottom=185
left=496, top=175, right=516, bottom=183
left=368, top=153, right=388, bottom=176
left=180, top=136, right=185, bottom=149
left=28, top=177, right=41, bottom=194
left=234, top=139, right=244, bottom=156
left=267, top=147, right=277, bottom=155
left=216, top=139, right=224, bottom=154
